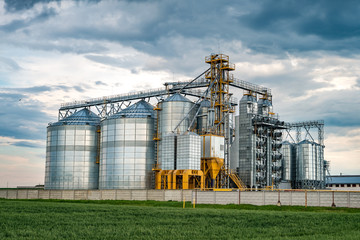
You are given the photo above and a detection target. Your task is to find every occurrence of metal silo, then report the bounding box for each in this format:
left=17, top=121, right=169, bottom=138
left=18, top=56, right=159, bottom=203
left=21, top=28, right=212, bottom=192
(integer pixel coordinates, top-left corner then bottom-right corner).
left=296, top=140, right=319, bottom=181
left=45, top=108, right=100, bottom=190
left=99, top=100, right=155, bottom=189
left=281, top=141, right=295, bottom=182
left=158, top=93, right=197, bottom=170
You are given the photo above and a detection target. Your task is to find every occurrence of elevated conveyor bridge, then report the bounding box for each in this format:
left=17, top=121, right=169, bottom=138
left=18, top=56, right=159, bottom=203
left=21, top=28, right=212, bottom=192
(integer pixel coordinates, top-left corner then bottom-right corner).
left=58, top=70, right=271, bottom=121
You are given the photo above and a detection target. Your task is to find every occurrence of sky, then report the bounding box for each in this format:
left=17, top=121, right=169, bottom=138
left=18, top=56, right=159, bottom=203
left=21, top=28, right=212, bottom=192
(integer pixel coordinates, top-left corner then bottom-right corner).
left=0, top=0, right=359, bottom=187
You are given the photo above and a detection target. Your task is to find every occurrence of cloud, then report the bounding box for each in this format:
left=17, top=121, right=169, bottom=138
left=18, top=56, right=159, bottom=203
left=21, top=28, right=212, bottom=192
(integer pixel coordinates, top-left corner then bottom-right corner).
left=11, top=141, right=42, bottom=148
left=95, top=80, right=107, bottom=86
left=0, top=57, right=22, bottom=71
left=2, top=0, right=360, bottom=60
left=4, top=0, right=58, bottom=12
left=0, top=6, right=57, bottom=32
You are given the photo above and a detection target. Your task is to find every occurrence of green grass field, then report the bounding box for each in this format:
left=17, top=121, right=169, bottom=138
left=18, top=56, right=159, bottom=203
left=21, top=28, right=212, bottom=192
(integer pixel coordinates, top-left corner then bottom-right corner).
left=1, top=199, right=360, bottom=239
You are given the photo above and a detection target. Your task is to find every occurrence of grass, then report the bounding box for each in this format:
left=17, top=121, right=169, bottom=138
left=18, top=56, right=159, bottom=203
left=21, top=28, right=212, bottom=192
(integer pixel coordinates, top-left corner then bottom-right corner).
left=1, top=199, right=360, bottom=239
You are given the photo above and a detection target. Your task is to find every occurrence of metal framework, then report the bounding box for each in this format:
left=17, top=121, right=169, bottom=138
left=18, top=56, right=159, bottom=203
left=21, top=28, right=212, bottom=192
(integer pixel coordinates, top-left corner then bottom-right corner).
left=284, top=120, right=324, bottom=145
left=58, top=70, right=271, bottom=121
left=56, top=53, right=275, bottom=190
left=283, top=120, right=326, bottom=189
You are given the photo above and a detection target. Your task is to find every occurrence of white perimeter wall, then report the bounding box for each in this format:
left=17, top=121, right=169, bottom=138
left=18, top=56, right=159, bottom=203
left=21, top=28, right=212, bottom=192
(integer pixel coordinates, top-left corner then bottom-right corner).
left=1, top=189, right=360, bottom=208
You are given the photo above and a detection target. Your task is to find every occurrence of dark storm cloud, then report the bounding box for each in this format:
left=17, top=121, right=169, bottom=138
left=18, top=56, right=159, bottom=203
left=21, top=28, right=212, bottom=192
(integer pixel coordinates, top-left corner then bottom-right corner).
left=252, top=73, right=331, bottom=98
left=275, top=88, right=360, bottom=128
left=0, top=92, right=25, bottom=101
left=237, top=0, right=360, bottom=53
left=4, top=0, right=101, bottom=12
left=0, top=7, right=57, bottom=32
left=3, top=0, right=360, bottom=58
left=0, top=93, right=50, bottom=140
left=4, top=0, right=57, bottom=12
left=0, top=83, right=94, bottom=141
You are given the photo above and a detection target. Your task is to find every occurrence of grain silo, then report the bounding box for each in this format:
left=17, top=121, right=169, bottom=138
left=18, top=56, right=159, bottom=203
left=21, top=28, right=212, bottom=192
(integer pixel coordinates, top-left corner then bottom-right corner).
left=295, top=140, right=324, bottom=189
left=45, top=108, right=100, bottom=190
left=157, top=93, right=197, bottom=170
left=99, top=100, right=155, bottom=189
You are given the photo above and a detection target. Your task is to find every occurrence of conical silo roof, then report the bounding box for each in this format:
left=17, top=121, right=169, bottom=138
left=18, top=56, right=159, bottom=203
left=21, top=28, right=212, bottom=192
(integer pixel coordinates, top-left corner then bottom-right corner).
left=108, top=100, right=155, bottom=119
left=164, top=93, right=192, bottom=102
left=50, top=108, right=100, bottom=126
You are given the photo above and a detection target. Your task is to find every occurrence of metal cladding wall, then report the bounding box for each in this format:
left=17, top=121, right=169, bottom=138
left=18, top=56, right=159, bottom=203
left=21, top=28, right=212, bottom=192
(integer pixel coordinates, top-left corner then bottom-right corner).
left=201, top=135, right=225, bottom=159
left=45, top=109, right=100, bottom=190
left=99, top=100, right=155, bottom=189
left=161, top=133, right=176, bottom=170
left=158, top=93, right=197, bottom=169
left=281, top=141, right=295, bottom=181
left=238, top=95, right=257, bottom=188
left=177, top=133, right=201, bottom=170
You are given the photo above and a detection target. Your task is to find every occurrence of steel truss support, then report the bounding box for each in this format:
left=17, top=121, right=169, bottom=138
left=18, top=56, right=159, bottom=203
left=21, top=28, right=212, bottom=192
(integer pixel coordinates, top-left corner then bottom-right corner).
left=285, top=120, right=324, bottom=146
left=204, top=54, right=235, bottom=188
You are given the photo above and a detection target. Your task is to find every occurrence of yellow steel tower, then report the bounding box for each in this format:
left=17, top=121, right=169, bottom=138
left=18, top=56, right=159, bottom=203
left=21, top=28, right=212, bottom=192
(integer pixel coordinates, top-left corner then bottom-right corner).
left=205, top=54, right=235, bottom=135
left=202, top=54, right=235, bottom=189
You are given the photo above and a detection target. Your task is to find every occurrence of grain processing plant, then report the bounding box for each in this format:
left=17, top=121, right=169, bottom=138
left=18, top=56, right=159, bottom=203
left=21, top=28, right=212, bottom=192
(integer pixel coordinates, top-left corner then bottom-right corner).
left=45, top=54, right=328, bottom=191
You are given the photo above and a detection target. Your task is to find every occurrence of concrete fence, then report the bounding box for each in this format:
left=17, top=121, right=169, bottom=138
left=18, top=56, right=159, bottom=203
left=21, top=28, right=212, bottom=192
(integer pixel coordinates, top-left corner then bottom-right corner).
left=192, top=190, right=360, bottom=208
left=0, top=189, right=192, bottom=202
left=1, top=189, right=360, bottom=208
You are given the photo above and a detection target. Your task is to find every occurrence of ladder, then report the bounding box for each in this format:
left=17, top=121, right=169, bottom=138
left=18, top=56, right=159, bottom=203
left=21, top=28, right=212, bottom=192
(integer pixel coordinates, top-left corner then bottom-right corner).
left=228, top=170, right=247, bottom=190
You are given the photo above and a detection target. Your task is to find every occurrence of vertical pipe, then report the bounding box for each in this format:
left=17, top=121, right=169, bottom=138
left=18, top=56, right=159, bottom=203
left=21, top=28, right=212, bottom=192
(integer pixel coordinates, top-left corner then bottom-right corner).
left=305, top=190, right=307, bottom=208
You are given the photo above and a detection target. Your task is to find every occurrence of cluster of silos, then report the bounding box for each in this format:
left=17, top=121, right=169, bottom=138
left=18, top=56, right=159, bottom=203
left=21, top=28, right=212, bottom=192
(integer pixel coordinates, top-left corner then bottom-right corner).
left=45, top=100, right=156, bottom=190
left=45, top=109, right=100, bottom=190
left=45, top=93, right=208, bottom=190
left=280, top=140, right=325, bottom=189
left=157, top=93, right=201, bottom=171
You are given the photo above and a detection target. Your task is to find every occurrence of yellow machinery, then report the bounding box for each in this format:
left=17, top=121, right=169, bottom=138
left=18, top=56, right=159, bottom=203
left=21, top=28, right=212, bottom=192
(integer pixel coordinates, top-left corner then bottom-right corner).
left=154, top=165, right=204, bottom=190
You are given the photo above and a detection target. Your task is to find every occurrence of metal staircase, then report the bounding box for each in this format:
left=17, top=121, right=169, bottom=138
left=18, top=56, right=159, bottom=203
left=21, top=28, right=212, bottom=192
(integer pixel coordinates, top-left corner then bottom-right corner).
left=228, top=169, right=247, bottom=190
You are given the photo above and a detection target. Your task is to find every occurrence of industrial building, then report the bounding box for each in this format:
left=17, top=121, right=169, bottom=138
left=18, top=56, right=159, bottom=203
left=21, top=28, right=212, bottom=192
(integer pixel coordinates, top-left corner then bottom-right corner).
left=326, top=175, right=360, bottom=191
left=45, top=54, right=328, bottom=191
